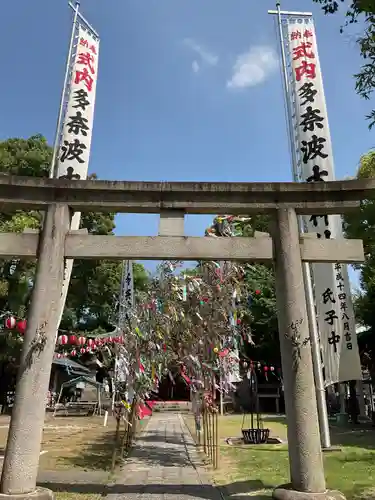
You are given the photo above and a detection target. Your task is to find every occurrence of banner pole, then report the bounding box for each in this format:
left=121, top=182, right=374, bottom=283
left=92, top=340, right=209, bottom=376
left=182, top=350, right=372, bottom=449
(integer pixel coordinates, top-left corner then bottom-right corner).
left=269, top=2, right=331, bottom=449
left=50, top=1, right=80, bottom=179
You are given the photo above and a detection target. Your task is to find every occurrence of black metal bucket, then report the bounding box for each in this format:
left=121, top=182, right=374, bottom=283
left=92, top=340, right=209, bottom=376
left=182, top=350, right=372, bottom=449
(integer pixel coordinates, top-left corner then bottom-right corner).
left=242, top=428, right=270, bottom=444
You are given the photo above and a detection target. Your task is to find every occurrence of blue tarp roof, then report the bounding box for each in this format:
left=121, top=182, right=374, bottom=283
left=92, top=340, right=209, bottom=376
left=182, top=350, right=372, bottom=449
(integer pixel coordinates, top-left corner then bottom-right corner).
left=52, top=357, right=91, bottom=374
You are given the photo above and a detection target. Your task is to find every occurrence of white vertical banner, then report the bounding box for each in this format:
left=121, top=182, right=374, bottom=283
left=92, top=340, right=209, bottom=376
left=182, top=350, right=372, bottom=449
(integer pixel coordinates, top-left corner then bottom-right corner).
left=284, top=17, right=361, bottom=385
left=56, top=24, right=100, bottom=327
left=56, top=25, right=100, bottom=181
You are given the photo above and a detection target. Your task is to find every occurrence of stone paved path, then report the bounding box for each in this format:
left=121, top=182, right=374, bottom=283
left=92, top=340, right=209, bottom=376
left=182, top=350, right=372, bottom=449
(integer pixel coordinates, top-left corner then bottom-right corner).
left=105, top=412, right=222, bottom=500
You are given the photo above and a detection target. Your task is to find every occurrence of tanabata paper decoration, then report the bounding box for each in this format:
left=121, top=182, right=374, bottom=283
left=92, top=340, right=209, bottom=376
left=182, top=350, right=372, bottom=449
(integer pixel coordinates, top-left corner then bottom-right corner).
left=99, top=253, right=262, bottom=408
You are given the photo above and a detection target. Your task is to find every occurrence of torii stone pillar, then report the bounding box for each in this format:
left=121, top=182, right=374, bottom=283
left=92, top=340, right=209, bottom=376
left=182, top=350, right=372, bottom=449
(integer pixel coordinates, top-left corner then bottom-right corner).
left=272, top=208, right=344, bottom=500
left=0, top=204, right=70, bottom=500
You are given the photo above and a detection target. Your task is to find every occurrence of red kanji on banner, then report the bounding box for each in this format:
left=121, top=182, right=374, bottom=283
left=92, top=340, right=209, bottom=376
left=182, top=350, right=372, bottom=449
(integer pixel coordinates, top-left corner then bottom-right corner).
left=292, top=42, right=315, bottom=60
left=290, top=30, right=301, bottom=40
left=304, top=29, right=314, bottom=39
left=295, top=61, right=316, bottom=81
left=75, top=67, right=94, bottom=91
left=80, top=37, right=97, bottom=54
left=77, top=52, right=95, bottom=74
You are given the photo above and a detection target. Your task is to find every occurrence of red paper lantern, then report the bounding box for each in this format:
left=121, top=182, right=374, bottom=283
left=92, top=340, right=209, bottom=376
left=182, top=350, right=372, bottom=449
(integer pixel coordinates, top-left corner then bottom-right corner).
left=5, top=316, right=16, bottom=329
left=77, top=336, right=86, bottom=346
left=255, top=289, right=261, bottom=295
left=58, top=334, right=68, bottom=345
left=55, top=353, right=62, bottom=359
left=236, top=318, right=241, bottom=325
left=117, top=336, right=124, bottom=344
left=16, top=319, right=27, bottom=335
left=69, top=335, right=77, bottom=345
left=71, top=349, right=77, bottom=356
left=107, top=336, right=113, bottom=343
left=80, top=348, right=86, bottom=354
left=87, top=338, right=95, bottom=347
left=264, top=366, right=268, bottom=372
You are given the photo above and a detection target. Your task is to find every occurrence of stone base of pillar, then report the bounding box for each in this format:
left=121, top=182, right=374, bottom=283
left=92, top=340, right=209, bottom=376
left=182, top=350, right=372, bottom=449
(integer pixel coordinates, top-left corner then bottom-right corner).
left=273, top=485, right=345, bottom=500
left=0, top=488, right=54, bottom=500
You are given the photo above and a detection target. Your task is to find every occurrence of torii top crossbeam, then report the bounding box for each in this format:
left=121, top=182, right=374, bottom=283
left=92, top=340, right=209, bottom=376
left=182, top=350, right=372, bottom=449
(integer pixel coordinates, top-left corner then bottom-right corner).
left=0, top=176, right=373, bottom=214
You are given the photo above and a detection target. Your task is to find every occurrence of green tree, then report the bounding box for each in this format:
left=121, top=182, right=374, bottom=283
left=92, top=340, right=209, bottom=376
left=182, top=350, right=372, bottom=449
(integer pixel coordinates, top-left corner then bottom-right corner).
left=0, top=135, right=49, bottom=317
left=243, top=264, right=279, bottom=364
left=0, top=135, right=151, bottom=403
left=0, top=135, right=149, bottom=339
left=205, top=214, right=279, bottom=365
left=313, top=0, right=375, bottom=126
left=344, top=149, right=375, bottom=375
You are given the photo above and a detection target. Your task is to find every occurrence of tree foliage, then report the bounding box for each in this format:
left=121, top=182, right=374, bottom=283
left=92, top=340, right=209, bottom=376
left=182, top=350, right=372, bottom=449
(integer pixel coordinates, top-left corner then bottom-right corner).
left=0, top=135, right=148, bottom=369
left=344, top=149, right=375, bottom=374
left=313, top=0, right=375, bottom=126
left=205, top=215, right=279, bottom=365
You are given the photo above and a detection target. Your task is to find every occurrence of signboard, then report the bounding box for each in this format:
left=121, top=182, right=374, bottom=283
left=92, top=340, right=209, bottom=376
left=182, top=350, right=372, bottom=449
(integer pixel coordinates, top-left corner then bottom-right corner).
left=285, top=16, right=361, bottom=385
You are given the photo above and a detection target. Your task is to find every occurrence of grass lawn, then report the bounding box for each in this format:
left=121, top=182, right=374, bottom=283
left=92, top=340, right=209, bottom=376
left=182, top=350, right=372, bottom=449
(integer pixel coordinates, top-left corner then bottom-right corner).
left=0, top=413, right=148, bottom=472
left=38, top=414, right=118, bottom=471
left=184, top=414, right=375, bottom=500
left=0, top=414, right=149, bottom=500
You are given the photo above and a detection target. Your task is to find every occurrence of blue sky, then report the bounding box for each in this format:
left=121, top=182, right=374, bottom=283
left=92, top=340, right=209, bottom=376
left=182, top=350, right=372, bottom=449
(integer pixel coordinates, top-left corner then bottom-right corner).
left=0, top=0, right=373, bottom=280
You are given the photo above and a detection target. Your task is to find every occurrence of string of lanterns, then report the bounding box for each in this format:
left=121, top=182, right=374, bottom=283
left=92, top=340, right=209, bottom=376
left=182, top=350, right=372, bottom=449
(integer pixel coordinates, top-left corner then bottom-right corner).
left=55, top=334, right=124, bottom=358
left=4, top=316, right=27, bottom=334
left=4, top=316, right=124, bottom=359
left=242, top=360, right=278, bottom=372
left=241, top=359, right=282, bottom=382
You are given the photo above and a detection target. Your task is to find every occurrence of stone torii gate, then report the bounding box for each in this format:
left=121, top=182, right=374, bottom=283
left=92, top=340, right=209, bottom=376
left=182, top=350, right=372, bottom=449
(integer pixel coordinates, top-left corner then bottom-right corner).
left=0, top=175, right=371, bottom=500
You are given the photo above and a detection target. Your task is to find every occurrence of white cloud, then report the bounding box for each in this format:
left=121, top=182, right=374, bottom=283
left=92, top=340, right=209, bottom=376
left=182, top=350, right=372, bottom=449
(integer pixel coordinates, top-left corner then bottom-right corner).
left=227, top=45, right=278, bottom=90
left=192, top=60, right=200, bottom=73
left=183, top=38, right=219, bottom=67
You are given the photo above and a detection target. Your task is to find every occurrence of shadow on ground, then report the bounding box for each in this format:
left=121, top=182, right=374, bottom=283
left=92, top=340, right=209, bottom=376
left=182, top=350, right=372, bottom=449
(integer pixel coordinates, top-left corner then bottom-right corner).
left=262, top=416, right=375, bottom=450
left=36, top=477, right=375, bottom=500
left=62, top=428, right=194, bottom=470
left=36, top=479, right=272, bottom=500
left=137, top=432, right=196, bottom=447
left=60, top=431, right=118, bottom=471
